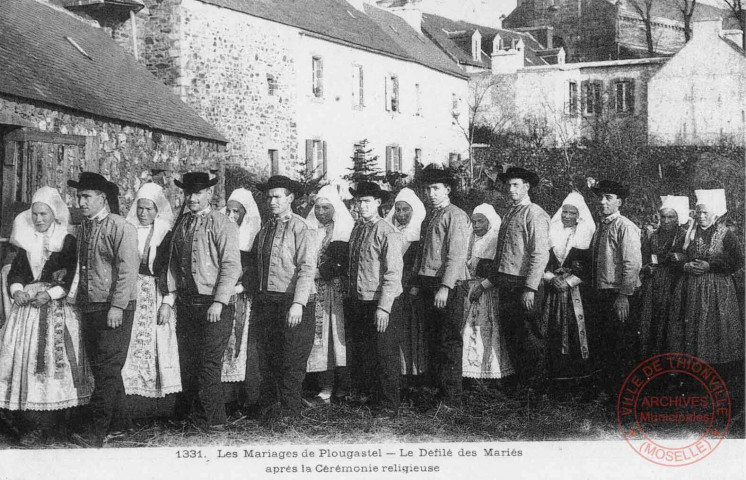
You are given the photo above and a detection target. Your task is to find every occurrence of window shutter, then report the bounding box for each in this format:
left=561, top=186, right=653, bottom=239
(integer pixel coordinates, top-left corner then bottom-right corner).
left=317, top=58, right=324, bottom=97
left=595, top=81, right=603, bottom=115
left=359, top=67, right=364, bottom=107
left=614, top=82, right=622, bottom=113
left=385, top=77, right=390, bottom=111
left=322, top=141, right=328, bottom=177
left=385, top=146, right=393, bottom=171
left=581, top=80, right=588, bottom=115
left=396, top=146, right=402, bottom=171
left=305, top=140, right=314, bottom=176
left=628, top=80, right=635, bottom=114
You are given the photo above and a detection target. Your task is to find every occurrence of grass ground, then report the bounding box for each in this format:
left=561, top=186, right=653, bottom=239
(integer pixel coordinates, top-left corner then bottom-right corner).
left=1, top=384, right=741, bottom=449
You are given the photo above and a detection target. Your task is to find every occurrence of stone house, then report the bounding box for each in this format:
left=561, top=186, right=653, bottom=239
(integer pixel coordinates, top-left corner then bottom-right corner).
left=504, top=0, right=740, bottom=63
left=103, top=0, right=470, bottom=182
left=648, top=20, right=746, bottom=146
left=478, top=51, right=666, bottom=147
left=0, top=0, right=228, bottom=238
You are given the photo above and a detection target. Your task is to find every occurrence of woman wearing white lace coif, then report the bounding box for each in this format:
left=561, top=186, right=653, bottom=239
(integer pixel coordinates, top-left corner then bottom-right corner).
left=384, top=188, right=426, bottom=379
left=0, top=187, right=94, bottom=444
left=303, top=185, right=354, bottom=406
left=121, top=182, right=182, bottom=398
left=539, top=191, right=596, bottom=383
left=220, top=188, right=261, bottom=387
left=462, top=203, right=513, bottom=384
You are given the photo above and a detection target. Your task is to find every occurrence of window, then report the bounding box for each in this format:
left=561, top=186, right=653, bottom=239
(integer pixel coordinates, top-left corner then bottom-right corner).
left=414, top=148, right=422, bottom=166
left=415, top=83, right=422, bottom=116
left=305, top=139, right=327, bottom=177
left=352, top=64, right=364, bottom=108
left=472, top=35, right=480, bottom=61
left=451, top=93, right=460, bottom=116
left=1, top=129, right=88, bottom=235
left=267, top=74, right=278, bottom=96
left=269, top=149, right=279, bottom=175
left=567, top=81, right=579, bottom=115
left=312, top=56, right=323, bottom=98
left=614, top=79, right=635, bottom=114
left=447, top=153, right=461, bottom=166
left=581, top=80, right=603, bottom=116
left=386, top=145, right=402, bottom=172
left=385, top=75, right=399, bottom=112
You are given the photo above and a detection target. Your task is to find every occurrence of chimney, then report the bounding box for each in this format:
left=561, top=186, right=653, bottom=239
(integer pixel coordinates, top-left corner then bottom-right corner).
left=692, top=19, right=722, bottom=43
left=495, top=14, right=505, bottom=30
left=386, top=0, right=423, bottom=35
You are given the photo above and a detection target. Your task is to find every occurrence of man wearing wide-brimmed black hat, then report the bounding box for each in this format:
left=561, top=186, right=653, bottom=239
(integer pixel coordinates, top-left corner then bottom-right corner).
left=251, top=175, right=317, bottom=420
left=67, top=172, right=139, bottom=447
left=411, top=164, right=470, bottom=410
left=589, top=180, right=641, bottom=403
left=162, top=172, right=241, bottom=430
left=346, top=182, right=403, bottom=418
left=473, top=166, right=549, bottom=394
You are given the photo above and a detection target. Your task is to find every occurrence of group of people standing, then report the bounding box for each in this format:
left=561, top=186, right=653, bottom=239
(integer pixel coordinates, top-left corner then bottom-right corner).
left=0, top=164, right=742, bottom=447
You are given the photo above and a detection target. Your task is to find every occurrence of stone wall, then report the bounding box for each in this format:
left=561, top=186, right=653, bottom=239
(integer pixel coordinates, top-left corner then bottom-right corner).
left=0, top=94, right=227, bottom=222
left=506, top=0, right=689, bottom=61
left=178, top=0, right=298, bottom=180
left=109, top=0, right=184, bottom=95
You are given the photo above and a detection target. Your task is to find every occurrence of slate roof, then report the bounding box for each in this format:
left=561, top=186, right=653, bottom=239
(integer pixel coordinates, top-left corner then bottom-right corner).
left=201, top=0, right=466, bottom=78
left=421, top=13, right=550, bottom=68
left=363, top=5, right=467, bottom=77
left=0, top=0, right=226, bottom=142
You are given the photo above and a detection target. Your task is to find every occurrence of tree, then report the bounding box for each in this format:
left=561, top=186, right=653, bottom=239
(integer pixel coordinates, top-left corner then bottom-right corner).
left=456, top=73, right=518, bottom=183
left=629, top=0, right=656, bottom=56
left=677, top=0, right=697, bottom=42
left=724, top=0, right=746, bottom=49
left=343, top=139, right=386, bottom=184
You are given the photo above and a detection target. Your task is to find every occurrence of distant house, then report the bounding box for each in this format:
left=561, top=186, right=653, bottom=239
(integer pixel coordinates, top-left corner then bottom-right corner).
left=421, top=13, right=564, bottom=73
left=504, top=0, right=741, bottom=62
left=478, top=56, right=665, bottom=148
left=0, top=0, right=227, bottom=236
left=648, top=20, right=746, bottom=146
left=108, top=0, right=469, bottom=182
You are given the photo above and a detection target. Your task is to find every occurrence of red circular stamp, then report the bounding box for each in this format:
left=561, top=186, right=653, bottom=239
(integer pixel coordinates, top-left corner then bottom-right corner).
left=617, top=353, right=731, bottom=467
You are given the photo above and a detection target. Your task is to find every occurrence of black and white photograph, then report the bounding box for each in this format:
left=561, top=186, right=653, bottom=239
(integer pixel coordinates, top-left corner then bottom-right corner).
left=0, top=0, right=744, bottom=478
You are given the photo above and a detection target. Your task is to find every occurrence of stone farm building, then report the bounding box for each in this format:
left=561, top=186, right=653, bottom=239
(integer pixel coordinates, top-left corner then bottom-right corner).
left=0, top=0, right=228, bottom=238
left=108, top=0, right=470, bottom=182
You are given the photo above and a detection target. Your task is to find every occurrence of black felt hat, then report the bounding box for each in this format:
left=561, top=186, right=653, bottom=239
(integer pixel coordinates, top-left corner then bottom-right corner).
left=349, top=182, right=391, bottom=201
left=591, top=179, right=630, bottom=199
left=417, top=164, right=456, bottom=188
left=174, top=172, right=220, bottom=192
left=256, top=175, right=302, bottom=195
left=497, top=166, right=540, bottom=188
left=67, top=172, right=120, bottom=214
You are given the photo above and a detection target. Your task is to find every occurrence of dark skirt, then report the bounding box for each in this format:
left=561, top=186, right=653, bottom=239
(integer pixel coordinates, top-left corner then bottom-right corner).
left=540, top=286, right=595, bottom=380
left=638, top=266, right=679, bottom=358
left=666, top=272, right=745, bottom=365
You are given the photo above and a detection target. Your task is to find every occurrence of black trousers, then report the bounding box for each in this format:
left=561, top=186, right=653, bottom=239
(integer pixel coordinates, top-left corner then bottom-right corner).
left=419, top=279, right=464, bottom=405
left=175, top=298, right=233, bottom=427
left=81, top=307, right=134, bottom=437
left=498, top=285, right=545, bottom=389
left=253, top=293, right=315, bottom=413
left=593, top=290, right=637, bottom=396
left=345, top=298, right=400, bottom=409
